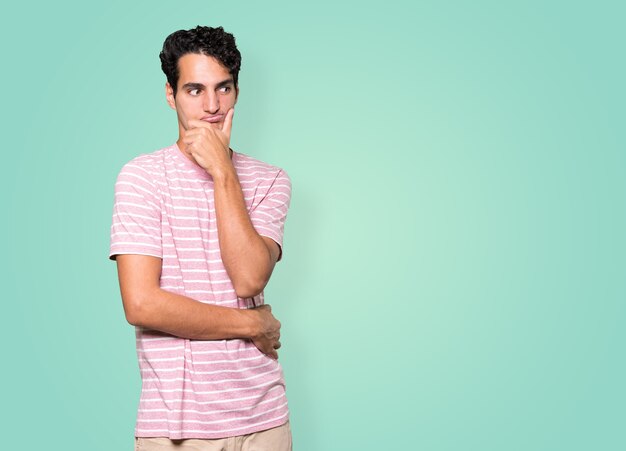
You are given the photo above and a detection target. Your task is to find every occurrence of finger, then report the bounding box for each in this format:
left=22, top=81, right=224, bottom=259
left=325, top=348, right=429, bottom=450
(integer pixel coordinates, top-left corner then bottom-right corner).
left=222, top=108, right=234, bottom=140
left=184, top=128, right=211, bottom=138
left=187, top=119, right=215, bottom=130
left=182, top=131, right=200, bottom=143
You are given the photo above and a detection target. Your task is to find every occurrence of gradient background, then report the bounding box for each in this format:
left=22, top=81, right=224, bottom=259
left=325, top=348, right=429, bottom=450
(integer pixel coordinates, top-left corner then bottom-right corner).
left=2, top=1, right=624, bottom=450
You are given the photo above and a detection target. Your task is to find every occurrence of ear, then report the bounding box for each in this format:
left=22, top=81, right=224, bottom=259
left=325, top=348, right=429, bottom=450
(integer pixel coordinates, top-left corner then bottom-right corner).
left=235, top=85, right=240, bottom=103
left=165, top=82, right=176, bottom=110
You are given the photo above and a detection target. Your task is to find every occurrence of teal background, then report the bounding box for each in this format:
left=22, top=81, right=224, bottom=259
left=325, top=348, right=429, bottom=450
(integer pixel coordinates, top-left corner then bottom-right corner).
left=2, top=1, right=624, bottom=449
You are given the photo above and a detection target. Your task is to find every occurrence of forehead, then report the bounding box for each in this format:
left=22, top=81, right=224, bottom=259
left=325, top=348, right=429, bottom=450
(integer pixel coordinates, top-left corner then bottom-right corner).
left=176, top=53, right=232, bottom=86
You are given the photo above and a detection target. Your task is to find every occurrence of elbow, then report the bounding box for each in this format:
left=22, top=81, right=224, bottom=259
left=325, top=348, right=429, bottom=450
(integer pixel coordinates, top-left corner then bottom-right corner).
left=123, top=299, right=143, bottom=326
left=233, top=275, right=269, bottom=299
left=231, top=241, right=277, bottom=298
left=124, top=308, right=142, bottom=327
left=122, top=291, right=153, bottom=327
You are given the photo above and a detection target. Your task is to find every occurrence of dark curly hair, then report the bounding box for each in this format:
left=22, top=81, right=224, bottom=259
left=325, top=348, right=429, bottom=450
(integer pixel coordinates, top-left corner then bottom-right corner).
left=159, top=26, right=241, bottom=97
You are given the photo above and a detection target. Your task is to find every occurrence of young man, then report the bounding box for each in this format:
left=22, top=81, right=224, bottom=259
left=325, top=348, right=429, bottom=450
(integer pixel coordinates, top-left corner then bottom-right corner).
left=109, top=26, right=292, bottom=450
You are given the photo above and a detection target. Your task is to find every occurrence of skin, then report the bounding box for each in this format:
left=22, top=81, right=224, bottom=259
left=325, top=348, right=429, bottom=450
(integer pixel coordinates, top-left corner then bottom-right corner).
left=115, top=53, right=283, bottom=359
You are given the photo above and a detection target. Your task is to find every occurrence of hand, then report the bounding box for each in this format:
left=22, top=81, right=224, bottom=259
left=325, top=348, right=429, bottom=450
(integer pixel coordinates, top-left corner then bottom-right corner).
left=249, top=304, right=282, bottom=360
left=182, top=108, right=234, bottom=175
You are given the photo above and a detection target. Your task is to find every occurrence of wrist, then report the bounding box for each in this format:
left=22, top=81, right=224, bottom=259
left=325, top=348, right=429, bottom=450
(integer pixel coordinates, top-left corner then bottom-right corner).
left=238, top=308, right=260, bottom=339
left=212, top=164, right=238, bottom=186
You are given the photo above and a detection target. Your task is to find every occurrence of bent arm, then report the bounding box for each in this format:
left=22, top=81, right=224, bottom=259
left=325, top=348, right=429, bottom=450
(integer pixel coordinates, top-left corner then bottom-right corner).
left=116, top=254, right=271, bottom=341
left=181, top=118, right=288, bottom=299
left=212, top=167, right=281, bottom=298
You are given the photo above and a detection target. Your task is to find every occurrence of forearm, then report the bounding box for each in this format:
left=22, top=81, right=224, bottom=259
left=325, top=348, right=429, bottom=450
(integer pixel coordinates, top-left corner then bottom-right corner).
left=212, top=166, right=274, bottom=297
left=127, top=286, right=256, bottom=340
left=116, top=254, right=280, bottom=354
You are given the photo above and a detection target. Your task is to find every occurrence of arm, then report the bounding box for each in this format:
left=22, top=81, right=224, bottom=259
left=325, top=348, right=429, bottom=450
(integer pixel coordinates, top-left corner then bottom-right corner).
left=183, top=111, right=282, bottom=298
left=213, top=169, right=281, bottom=298
left=116, top=254, right=282, bottom=358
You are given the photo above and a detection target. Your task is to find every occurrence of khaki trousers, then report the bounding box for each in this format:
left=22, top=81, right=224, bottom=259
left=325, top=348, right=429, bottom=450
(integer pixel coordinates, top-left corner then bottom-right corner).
left=134, top=421, right=292, bottom=451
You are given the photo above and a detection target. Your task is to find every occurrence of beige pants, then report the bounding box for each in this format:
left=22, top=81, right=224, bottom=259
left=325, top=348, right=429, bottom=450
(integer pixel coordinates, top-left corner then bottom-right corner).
left=134, top=421, right=292, bottom=451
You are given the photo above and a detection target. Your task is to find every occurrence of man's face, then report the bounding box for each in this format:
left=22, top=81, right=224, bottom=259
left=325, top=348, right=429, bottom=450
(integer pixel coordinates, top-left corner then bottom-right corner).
left=166, top=53, right=238, bottom=133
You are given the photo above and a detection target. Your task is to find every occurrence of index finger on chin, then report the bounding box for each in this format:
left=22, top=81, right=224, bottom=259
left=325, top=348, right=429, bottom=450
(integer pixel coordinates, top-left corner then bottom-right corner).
left=187, top=119, right=212, bottom=129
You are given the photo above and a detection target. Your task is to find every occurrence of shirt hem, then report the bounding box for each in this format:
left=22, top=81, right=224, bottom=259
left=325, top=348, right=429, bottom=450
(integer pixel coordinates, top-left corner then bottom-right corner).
left=134, top=414, right=290, bottom=440
left=109, top=250, right=163, bottom=261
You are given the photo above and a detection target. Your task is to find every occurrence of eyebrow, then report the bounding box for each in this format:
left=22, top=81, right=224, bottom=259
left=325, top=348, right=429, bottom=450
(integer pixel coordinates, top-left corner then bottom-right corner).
left=181, top=78, right=234, bottom=91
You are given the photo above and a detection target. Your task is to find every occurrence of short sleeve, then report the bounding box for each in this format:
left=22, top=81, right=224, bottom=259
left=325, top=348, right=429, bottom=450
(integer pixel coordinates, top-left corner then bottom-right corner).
left=109, top=161, right=162, bottom=260
left=249, top=169, right=292, bottom=261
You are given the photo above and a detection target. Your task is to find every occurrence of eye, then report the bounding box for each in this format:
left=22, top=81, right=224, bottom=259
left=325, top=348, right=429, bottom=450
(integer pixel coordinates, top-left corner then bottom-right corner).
left=188, top=88, right=201, bottom=96
left=218, top=86, right=232, bottom=94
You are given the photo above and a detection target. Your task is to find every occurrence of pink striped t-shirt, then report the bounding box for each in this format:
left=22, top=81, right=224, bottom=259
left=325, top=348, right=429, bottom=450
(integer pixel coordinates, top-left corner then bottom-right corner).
left=109, top=143, right=291, bottom=439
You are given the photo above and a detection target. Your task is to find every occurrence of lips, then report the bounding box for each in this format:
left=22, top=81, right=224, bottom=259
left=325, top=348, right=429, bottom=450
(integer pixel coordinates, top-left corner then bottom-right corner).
left=201, top=115, right=224, bottom=123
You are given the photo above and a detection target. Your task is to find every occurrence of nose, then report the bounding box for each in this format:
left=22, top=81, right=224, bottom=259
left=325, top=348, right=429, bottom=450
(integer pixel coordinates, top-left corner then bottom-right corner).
left=203, top=91, right=219, bottom=114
